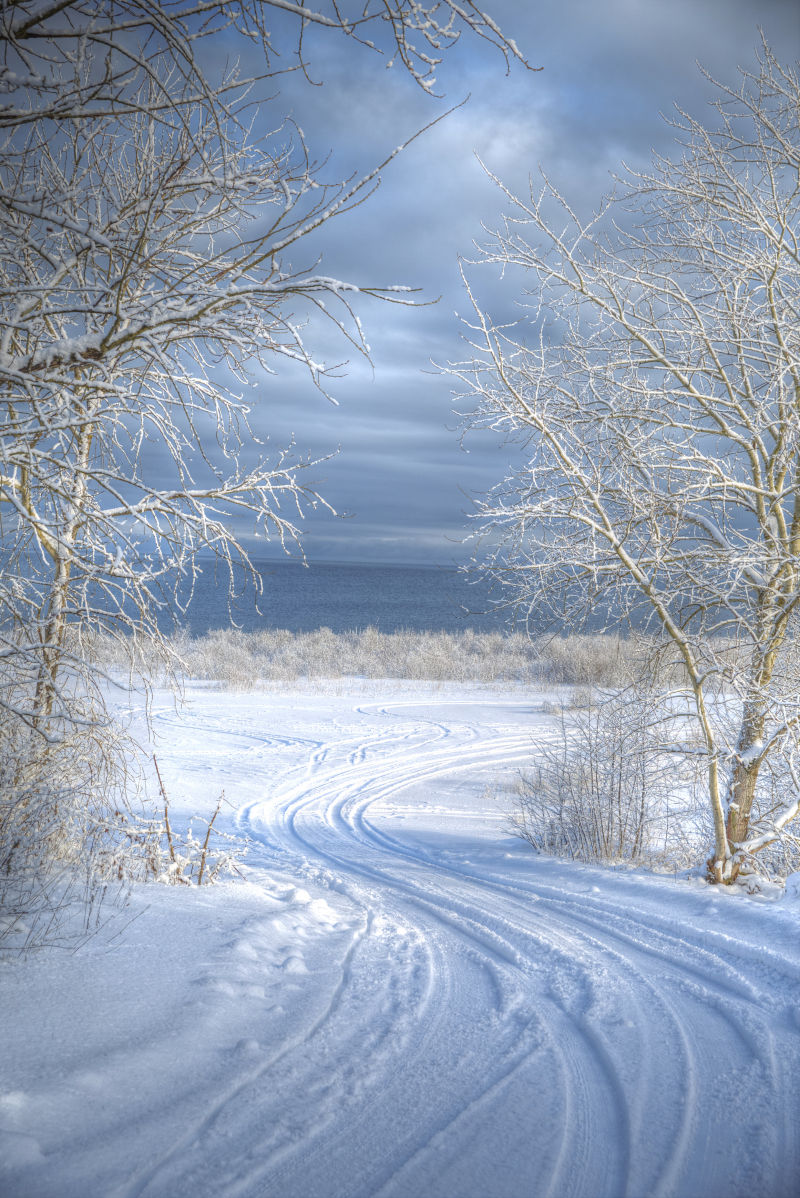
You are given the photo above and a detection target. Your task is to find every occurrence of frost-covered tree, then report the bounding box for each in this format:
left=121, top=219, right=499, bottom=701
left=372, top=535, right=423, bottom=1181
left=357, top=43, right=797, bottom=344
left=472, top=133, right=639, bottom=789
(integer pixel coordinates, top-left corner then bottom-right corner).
left=450, top=44, right=800, bottom=883
left=0, top=0, right=526, bottom=730
left=0, top=1, right=525, bottom=944
left=0, top=85, right=419, bottom=729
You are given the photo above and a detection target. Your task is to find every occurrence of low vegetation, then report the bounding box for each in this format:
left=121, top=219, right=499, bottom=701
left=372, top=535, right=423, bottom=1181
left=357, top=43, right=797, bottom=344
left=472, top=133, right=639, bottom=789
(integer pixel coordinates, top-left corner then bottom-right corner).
left=0, top=716, right=134, bottom=952
left=88, top=626, right=640, bottom=688
left=509, top=688, right=709, bottom=872
left=508, top=684, right=800, bottom=882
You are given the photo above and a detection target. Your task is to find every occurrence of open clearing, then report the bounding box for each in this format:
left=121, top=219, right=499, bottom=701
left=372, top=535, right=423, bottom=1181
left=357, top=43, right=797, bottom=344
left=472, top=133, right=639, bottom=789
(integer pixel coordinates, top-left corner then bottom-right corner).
left=2, top=681, right=799, bottom=1197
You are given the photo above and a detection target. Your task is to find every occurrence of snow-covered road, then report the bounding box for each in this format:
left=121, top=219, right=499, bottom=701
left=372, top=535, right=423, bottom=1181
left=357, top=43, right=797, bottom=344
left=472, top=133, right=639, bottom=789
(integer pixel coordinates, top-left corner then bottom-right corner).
left=2, top=683, right=799, bottom=1198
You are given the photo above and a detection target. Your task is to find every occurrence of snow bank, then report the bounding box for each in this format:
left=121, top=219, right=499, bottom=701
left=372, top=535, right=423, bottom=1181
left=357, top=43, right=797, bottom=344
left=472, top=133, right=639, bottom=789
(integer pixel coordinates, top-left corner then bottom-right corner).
left=1, top=680, right=798, bottom=1198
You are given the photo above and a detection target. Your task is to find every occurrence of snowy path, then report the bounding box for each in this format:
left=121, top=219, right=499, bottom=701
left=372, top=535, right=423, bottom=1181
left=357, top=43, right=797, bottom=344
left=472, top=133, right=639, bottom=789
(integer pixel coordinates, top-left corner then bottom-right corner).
left=2, top=684, right=799, bottom=1198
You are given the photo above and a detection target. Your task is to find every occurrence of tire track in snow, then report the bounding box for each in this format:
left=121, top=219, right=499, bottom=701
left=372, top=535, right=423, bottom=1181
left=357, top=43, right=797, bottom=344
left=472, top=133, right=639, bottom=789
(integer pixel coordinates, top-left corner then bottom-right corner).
left=238, top=707, right=635, bottom=1197
left=327, top=715, right=797, bottom=1196
left=143, top=694, right=800, bottom=1198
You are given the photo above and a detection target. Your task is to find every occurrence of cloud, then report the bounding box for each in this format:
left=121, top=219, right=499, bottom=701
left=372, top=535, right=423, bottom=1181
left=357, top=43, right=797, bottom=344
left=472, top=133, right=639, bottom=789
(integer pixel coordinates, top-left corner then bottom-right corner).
left=212, top=1, right=800, bottom=563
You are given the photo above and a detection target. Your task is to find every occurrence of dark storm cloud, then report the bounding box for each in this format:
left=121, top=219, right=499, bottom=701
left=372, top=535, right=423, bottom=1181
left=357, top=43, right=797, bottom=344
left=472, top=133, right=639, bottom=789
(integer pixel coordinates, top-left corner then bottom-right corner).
left=230, top=0, right=800, bottom=563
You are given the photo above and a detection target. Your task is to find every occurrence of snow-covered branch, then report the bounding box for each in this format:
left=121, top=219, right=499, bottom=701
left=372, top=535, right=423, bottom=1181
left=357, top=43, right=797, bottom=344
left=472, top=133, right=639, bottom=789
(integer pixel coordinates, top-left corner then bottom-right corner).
left=0, top=0, right=530, bottom=128
left=451, top=44, right=800, bottom=883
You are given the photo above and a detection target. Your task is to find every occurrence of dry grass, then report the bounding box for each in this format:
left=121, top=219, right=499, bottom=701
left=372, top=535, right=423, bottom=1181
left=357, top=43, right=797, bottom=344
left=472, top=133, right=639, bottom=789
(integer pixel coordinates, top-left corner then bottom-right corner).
left=88, top=626, right=645, bottom=688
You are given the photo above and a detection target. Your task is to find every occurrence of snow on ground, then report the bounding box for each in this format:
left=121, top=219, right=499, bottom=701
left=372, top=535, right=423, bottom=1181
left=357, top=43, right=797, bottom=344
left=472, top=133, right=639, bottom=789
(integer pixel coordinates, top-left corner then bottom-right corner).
left=2, top=679, right=800, bottom=1198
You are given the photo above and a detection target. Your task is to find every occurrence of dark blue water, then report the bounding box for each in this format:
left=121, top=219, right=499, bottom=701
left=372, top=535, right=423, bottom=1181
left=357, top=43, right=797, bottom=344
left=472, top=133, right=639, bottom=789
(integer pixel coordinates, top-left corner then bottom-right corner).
left=173, top=560, right=508, bottom=635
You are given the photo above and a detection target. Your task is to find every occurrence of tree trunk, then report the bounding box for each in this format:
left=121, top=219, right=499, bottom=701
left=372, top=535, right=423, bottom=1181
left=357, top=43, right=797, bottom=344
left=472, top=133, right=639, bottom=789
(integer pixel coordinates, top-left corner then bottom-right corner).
left=33, top=552, right=73, bottom=728
left=32, top=412, right=94, bottom=730
left=708, top=700, right=766, bottom=883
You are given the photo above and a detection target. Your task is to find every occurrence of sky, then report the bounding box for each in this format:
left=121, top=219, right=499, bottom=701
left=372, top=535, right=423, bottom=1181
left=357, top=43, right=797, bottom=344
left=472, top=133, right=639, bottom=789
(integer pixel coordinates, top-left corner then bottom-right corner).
left=224, top=0, right=800, bottom=566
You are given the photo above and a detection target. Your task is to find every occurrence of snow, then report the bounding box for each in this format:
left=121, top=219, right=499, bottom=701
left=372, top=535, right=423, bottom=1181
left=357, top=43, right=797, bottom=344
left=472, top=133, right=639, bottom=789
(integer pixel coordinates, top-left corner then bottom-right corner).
left=2, top=679, right=799, bottom=1198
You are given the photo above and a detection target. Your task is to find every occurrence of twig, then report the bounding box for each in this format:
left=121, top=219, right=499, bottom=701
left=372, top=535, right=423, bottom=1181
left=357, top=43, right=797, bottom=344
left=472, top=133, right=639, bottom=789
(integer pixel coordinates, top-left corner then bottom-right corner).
left=153, top=754, right=177, bottom=866
left=198, top=792, right=223, bottom=886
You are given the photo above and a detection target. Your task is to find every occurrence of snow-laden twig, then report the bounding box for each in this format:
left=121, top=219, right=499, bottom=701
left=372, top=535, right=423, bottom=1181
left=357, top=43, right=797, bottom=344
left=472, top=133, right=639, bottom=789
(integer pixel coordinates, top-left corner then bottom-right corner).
left=450, top=43, right=800, bottom=882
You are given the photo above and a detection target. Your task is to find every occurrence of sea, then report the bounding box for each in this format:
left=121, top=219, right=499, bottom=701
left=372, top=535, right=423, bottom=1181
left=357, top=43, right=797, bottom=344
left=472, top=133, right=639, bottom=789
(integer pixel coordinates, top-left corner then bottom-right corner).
left=171, top=559, right=509, bottom=636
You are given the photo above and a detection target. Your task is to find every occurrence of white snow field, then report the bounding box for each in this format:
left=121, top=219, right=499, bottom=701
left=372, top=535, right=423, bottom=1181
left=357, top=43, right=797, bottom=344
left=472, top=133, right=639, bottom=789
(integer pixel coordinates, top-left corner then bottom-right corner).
left=2, top=680, right=800, bottom=1198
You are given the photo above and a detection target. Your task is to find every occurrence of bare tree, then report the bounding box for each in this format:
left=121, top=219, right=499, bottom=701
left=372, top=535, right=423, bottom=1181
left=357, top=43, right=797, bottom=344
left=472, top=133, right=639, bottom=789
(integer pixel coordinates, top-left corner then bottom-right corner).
left=0, top=82, right=426, bottom=730
left=0, top=0, right=526, bottom=731
left=0, top=1, right=526, bottom=944
left=450, top=43, right=800, bottom=883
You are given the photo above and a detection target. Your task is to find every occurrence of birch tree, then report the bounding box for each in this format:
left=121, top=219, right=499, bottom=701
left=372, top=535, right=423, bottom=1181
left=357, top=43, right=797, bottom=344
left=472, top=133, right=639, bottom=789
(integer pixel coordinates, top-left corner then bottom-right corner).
left=0, top=1, right=526, bottom=942
left=0, top=0, right=525, bottom=731
left=450, top=44, right=800, bottom=883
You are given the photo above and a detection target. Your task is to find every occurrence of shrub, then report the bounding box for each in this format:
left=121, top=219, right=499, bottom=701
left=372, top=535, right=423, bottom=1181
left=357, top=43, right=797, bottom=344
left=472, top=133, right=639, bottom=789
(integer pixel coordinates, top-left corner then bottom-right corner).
left=0, top=713, right=135, bottom=952
left=510, top=687, right=706, bottom=867
left=92, top=627, right=656, bottom=687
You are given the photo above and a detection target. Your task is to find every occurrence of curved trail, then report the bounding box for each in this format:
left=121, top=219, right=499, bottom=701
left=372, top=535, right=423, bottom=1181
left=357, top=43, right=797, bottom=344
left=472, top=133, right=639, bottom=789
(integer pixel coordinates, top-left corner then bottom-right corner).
left=143, top=691, right=800, bottom=1198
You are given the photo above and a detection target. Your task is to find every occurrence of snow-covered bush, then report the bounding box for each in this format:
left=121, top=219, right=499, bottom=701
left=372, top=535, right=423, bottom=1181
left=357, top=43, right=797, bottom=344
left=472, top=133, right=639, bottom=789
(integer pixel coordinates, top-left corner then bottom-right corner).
left=109, top=803, right=246, bottom=887
left=0, top=713, right=134, bottom=952
left=94, top=627, right=649, bottom=687
left=533, top=635, right=635, bottom=687
left=510, top=688, right=706, bottom=868
left=144, top=761, right=248, bottom=886
left=511, top=670, right=800, bottom=879
left=0, top=652, right=245, bottom=951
